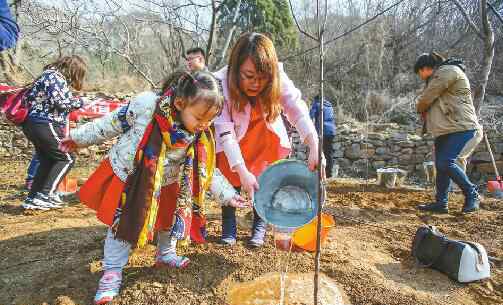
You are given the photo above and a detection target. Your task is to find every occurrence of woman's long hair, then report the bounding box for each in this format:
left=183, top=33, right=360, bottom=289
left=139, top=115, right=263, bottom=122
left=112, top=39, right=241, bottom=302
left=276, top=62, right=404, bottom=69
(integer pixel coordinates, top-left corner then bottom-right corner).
left=44, top=55, right=87, bottom=91
left=227, top=32, right=281, bottom=123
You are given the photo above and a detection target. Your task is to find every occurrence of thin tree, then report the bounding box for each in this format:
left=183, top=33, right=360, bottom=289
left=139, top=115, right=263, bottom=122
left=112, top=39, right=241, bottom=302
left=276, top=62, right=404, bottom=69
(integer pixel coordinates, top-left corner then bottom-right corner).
left=451, top=0, right=495, bottom=113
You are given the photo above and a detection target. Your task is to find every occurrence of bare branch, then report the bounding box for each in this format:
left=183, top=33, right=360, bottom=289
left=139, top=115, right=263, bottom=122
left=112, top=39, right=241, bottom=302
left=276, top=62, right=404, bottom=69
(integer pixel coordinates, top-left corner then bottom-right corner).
left=288, top=0, right=317, bottom=41
left=449, top=0, right=484, bottom=39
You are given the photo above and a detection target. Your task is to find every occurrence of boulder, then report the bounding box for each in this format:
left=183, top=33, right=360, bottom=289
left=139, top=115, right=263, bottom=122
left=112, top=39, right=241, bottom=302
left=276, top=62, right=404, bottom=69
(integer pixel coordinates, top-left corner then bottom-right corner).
left=473, top=152, right=501, bottom=162
left=344, top=143, right=362, bottom=160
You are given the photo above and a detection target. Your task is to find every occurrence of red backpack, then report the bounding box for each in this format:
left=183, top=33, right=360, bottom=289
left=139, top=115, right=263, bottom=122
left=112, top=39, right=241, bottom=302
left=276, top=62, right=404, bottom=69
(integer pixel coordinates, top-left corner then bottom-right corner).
left=0, top=86, right=29, bottom=125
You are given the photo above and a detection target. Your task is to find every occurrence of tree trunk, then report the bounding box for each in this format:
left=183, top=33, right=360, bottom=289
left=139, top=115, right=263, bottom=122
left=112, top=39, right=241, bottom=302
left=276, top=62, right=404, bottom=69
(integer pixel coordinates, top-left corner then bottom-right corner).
left=214, top=0, right=242, bottom=68
left=205, top=0, right=219, bottom=66
left=472, top=0, right=495, bottom=113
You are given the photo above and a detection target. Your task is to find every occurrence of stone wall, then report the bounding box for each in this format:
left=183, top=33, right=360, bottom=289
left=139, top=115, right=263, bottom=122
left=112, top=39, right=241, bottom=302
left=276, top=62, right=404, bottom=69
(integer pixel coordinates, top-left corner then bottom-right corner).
left=290, top=123, right=503, bottom=179
left=0, top=121, right=112, bottom=162
left=2, top=120, right=502, bottom=180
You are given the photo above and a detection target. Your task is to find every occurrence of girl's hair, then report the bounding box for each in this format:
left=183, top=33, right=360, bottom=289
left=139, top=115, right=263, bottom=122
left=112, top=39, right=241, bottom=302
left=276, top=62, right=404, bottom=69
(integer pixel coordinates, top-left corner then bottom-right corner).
left=227, top=32, right=281, bottom=123
left=414, top=52, right=446, bottom=74
left=160, top=70, right=223, bottom=115
left=44, top=55, right=87, bottom=91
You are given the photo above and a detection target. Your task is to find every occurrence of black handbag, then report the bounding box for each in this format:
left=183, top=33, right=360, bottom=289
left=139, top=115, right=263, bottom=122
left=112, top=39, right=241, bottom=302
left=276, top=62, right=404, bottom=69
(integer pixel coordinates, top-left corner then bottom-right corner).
left=411, top=225, right=490, bottom=283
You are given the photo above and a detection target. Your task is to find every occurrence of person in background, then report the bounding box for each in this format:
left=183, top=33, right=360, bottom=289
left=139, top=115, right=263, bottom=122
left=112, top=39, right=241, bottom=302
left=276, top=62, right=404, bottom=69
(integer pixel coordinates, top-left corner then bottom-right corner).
left=21, top=55, right=87, bottom=210
left=185, top=47, right=208, bottom=73
left=214, top=32, right=320, bottom=247
left=414, top=52, right=483, bottom=214
left=309, top=95, right=336, bottom=178
left=0, top=0, right=19, bottom=52
left=25, top=153, right=39, bottom=190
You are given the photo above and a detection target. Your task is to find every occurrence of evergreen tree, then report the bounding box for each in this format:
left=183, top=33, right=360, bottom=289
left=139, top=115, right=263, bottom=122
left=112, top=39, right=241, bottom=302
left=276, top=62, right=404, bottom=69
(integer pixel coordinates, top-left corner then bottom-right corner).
left=218, top=0, right=298, bottom=47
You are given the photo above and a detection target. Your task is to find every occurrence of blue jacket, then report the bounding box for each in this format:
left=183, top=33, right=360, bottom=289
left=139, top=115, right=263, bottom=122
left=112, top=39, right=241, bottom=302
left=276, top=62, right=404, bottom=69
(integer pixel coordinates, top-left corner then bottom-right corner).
left=0, top=0, right=19, bottom=51
left=309, top=97, right=336, bottom=136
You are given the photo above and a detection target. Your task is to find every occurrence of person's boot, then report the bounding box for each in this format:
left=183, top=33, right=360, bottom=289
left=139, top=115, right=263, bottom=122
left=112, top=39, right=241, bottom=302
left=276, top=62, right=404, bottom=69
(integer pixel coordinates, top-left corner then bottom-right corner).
left=220, top=206, right=237, bottom=246
left=248, top=210, right=267, bottom=248
left=417, top=202, right=449, bottom=214
left=462, top=194, right=480, bottom=213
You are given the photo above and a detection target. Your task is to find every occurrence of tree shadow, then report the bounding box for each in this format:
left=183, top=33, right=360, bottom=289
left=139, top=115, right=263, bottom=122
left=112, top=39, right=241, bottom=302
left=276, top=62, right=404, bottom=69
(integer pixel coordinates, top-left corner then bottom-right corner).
left=0, top=226, right=106, bottom=305
left=0, top=224, right=240, bottom=305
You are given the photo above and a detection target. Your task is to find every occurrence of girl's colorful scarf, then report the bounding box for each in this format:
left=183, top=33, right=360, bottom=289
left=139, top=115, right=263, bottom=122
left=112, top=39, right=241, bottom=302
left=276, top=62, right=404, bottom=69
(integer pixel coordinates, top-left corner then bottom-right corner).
left=114, top=90, right=215, bottom=248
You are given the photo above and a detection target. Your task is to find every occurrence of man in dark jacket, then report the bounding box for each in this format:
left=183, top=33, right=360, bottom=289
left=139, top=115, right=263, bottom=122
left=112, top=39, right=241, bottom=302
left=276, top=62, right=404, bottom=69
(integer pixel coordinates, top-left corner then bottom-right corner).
left=0, top=0, right=19, bottom=51
left=309, top=95, right=337, bottom=178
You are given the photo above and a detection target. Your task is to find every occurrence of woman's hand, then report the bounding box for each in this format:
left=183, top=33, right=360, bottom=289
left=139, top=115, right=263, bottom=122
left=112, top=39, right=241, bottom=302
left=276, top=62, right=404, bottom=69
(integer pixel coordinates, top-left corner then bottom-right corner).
left=305, top=134, right=321, bottom=171
left=235, top=164, right=259, bottom=201
left=59, top=137, right=78, bottom=153
left=227, top=194, right=251, bottom=208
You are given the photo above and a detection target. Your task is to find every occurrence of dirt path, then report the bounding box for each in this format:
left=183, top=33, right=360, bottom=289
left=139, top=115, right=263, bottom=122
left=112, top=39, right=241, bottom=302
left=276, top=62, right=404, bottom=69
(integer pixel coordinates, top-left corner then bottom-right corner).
left=0, top=161, right=501, bottom=305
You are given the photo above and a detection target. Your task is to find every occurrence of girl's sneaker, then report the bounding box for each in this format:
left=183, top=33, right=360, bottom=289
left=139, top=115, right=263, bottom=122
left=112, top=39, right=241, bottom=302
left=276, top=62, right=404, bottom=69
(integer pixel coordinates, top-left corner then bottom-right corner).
left=49, top=192, right=66, bottom=207
left=32, top=193, right=62, bottom=209
left=22, top=197, right=50, bottom=211
left=94, top=270, right=122, bottom=304
left=154, top=252, right=190, bottom=269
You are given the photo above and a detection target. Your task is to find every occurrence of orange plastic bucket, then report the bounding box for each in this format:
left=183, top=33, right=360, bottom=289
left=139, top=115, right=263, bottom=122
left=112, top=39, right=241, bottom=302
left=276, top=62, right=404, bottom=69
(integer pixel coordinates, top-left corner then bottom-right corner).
left=57, top=176, right=78, bottom=194
left=292, top=213, right=335, bottom=252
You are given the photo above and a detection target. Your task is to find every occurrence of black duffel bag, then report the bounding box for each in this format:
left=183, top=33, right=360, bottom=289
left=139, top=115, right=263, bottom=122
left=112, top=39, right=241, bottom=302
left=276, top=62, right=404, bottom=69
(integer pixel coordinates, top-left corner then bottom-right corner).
left=411, top=225, right=490, bottom=283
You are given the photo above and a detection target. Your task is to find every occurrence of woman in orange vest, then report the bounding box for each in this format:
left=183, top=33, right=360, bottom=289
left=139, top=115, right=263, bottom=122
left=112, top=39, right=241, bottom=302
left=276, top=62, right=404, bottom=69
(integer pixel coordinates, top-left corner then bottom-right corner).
left=214, top=33, right=320, bottom=247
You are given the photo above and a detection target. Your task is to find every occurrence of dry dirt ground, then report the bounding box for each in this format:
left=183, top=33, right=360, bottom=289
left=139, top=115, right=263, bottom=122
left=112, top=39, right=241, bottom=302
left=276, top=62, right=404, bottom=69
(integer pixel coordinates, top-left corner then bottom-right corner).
left=0, top=160, right=502, bottom=305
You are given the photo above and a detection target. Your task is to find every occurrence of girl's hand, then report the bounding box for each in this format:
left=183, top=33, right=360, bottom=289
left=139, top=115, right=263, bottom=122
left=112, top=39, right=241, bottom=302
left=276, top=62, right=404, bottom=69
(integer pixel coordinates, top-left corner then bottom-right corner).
left=305, top=134, right=320, bottom=171
left=235, top=164, right=259, bottom=201
left=227, top=194, right=251, bottom=208
left=59, top=137, right=78, bottom=152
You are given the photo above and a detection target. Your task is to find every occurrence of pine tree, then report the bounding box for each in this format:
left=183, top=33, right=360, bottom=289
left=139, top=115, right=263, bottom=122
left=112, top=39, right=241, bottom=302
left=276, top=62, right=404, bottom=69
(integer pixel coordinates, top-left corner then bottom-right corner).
left=218, top=0, right=298, bottom=47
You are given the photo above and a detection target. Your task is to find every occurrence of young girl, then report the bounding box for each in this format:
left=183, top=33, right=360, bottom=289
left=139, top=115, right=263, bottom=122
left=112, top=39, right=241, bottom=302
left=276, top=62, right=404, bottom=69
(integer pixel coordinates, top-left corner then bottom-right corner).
left=22, top=55, right=87, bottom=210
left=214, top=32, right=320, bottom=247
left=60, top=71, right=247, bottom=304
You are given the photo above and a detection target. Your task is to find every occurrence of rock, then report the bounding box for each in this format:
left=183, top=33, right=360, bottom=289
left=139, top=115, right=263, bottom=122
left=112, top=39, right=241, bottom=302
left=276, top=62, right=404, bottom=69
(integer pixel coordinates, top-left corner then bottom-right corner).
left=54, top=296, right=76, bottom=305
left=494, top=143, right=503, bottom=154
left=344, top=143, right=362, bottom=160
left=363, top=148, right=375, bottom=158
left=399, top=154, right=413, bottom=163
left=336, top=158, right=351, bottom=168
left=376, top=147, right=387, bottom=155
left=391, top=132, right=408, bottom=141
left=415, top=146, right=430, bottom=154
left=401, top=148, right=414, bottom=155
left=373, top=161, right=386, bottom=169
left=372, top=140, right=385, bottom=146
left=473, top=152, right=500, bottom=162
left=399, top=141, right=415, bottom=148
left=414, top=154, right=425, bottom=162
left=333, top=149, right=344, bottom=158
left=368, top=132, right=386, bottom=141
left=409, top=134, right=422, bottom=141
